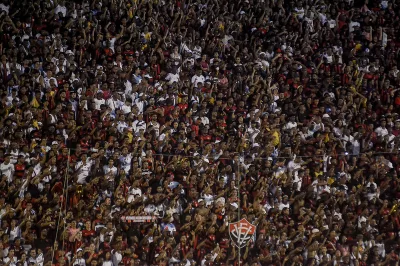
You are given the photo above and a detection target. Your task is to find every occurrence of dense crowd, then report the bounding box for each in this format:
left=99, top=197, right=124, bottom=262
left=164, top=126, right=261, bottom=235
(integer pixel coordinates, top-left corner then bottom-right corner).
left=1, top=0, right=400, bottom=265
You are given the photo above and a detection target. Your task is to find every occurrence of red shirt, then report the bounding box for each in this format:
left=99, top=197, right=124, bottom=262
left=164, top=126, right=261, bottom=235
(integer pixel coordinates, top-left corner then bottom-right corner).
left=342, top=73, right=351, bottom=85
left=224, top=105, right=237, bottom=113
left=302, top=175, right=312, bottom=189
left=14, top=163, right=25, bottom=178
left=178, top=103, right=188, bottom=112
left=200, top=134, right=212, bottom=145
left=82, top=229, right=96, bottom=238
left=393, top=129, right=400, bottom=136
left=163, top=105, right=175, bottom=116
left=191, top=124, right=200, bottom=136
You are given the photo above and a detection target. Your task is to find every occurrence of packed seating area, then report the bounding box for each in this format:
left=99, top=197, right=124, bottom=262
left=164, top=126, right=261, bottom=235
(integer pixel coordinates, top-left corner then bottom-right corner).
left=1, top=0, right=400, bottom=265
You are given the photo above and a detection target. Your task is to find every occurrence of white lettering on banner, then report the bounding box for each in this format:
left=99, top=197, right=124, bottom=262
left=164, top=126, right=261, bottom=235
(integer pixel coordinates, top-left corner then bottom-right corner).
left=121, top=216, right=158, bottom=223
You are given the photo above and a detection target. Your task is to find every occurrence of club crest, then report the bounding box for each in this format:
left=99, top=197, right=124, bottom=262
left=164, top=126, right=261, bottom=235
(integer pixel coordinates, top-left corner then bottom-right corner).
left=229, top=218, right=256, bottom=248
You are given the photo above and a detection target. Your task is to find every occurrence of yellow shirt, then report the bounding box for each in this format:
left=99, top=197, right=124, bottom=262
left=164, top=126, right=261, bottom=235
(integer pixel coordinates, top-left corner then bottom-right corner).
left=127, top=132, right=133, bottom=143
left=315, top=171, right=323, bottom=179
left=31, top=98, right=40, bottom=108
left=272, top=130, right=280, bottom=146
left=144, top=32, right=151, bottom=41
left=33, top=120, right=40, bottom=129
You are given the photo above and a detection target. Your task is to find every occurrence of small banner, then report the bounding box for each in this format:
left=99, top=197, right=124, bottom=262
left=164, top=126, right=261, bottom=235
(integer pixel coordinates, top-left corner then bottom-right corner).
left=121, top=216, right=158, bottom=223
left=229, top=218, right=256, bottom=248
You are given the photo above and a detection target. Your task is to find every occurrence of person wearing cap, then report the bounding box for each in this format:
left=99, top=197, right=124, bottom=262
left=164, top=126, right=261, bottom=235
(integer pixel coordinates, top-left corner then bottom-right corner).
left=71, top=248, right=85, bottom=266
left=51, top=141, right=59, bottom=147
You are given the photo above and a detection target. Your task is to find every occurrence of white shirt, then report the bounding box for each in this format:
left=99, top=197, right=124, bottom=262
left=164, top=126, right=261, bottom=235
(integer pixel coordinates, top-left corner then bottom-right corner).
left=375, top=127, right=388, bottom=137
left=191, top=74, right=205, bottom=87
left=199, top=116, right=209, bottom=126
left=124, top=80, right=133, bottom=96
left=278, top=202, right=290, bottom=210
left=9, top=150, right=18, bottom=164
left=72, top=258, right=85, bottom=266
left=117, top=121, right=128, bottom=133
left=349, top=21, right=360, bottom=32
left=0, top=4, right=10, bottom=14
left=183, top=58, right=195, bottom=69
left=44, top=77, right=57, bottom=89
left=127, top=187, right=142, bottom=203
left=112, top=250, right=122, bottom=266
left=133, top=99, right=145, bottom=114
left=94, top=98, right=105, bottom=110
left=387, top=133, right=396, bottom=149
left=0, top=162, right=14, bottom=183
left=54, top=5, right=67, bottom=17
left=4, top=256, right=17, bottom=266
left=165, top=73, right=180, bottom=84
left=294, top=7, right=305, bottom=19
left=49, top=113, right=58, bottom=124
left=333, top=127, right=343, bottom=137
left=222, top=35, right=233, bottom=46
left=32, top=162, right=43, bottom=178
left=103, top=165, right=117, bottom=179
left=31, top=254, right=44, bottom=266
left=342, top=134, right=354, bottom=147
left=375, top=242, right=386, bottom=258
left=202, top=193, right=215, bottom=207
left=106, top=98, right=122, bottom=111
left=147, top=121, right=160, bottom=137
left=192, top=46, right=202, bottom=59
left=283, top=121, right=297, bottom=130
left=287, top=160, right=301, bottom=178
left=328, top=19, right=337, bottom=29
left=351, top=139, right=361, bottom=156
left=0, top=208, right=8, bottom=219
left=8, top=226, right=20, bottom=241
left=264, top=202, right=273, bottom=212
left=6, top=95, right=19, bottom=106
left=265, top=51, right=275, bottom=61
left=312, top=122, right=324, bottom=132
left=119, top=154, right=132, bottom=173
left=121, top=104, right=131, bottom=115
left=180, top=42, right=192, bottom=54
left=312, top=179, right=331, bottom=196
left=133, top=120, right=146, bottom=134
left=319, top=13, right=327, bottom=25
left=102, top=261, right=113, bottom=266
left=201, top=253, right=218, bottom=266
left=323, top=54, right=333, bottom=64
left=106, top=38, right=117, bottom=52
left=304, top=16, right=314, bottom=32
left=256, top=59, right=270, bottom=69
left=75, top=159, right=93, bottom=184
